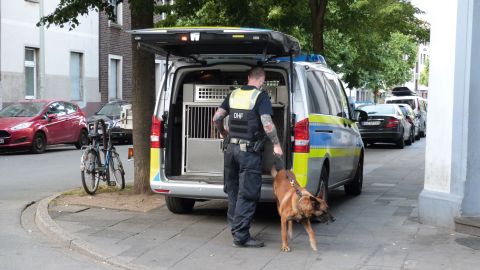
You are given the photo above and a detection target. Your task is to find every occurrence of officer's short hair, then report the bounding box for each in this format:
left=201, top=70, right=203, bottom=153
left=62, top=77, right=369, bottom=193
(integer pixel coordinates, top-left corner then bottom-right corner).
left=248, top=67, right=265, bottom=79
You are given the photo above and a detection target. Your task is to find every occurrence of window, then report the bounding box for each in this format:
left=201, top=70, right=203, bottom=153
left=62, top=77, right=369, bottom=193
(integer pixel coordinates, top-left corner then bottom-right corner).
left=47, top=102, right=67, bottom=117
left=320, top=73, right=343, bottom=117
left=24, top=48, right=38, bottom=99
left=64, top=102, right=78, bottom=114
left=109, top=0, right=123, bottom=25
left=108, top=55, right=122, bottom=101
left=70, top=52, right=83, bottom=100
left=155, top=59, right=165, bottom=97
left=306, top=71, right=330, bottom=115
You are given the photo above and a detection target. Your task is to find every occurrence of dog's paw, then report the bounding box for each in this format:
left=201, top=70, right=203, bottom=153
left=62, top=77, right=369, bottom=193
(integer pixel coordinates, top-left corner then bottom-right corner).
left=281, top=245, right=291, bottom=252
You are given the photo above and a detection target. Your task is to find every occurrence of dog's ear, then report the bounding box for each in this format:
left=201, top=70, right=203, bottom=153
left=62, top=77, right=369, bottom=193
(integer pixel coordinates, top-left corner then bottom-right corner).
left=271, top=166, right=278, bottom=178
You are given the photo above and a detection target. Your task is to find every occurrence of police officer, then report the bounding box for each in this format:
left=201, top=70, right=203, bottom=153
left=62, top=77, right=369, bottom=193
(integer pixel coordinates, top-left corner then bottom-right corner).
left=212, top=67, right=283, bottom=248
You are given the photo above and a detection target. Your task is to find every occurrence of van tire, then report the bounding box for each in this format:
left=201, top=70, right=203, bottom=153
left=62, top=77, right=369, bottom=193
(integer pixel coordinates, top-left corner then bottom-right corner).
left=317, top=165, right=329, bottom=204
left=345, top=156, right=363, bottom=196
left=165, top=197, right=195, bottom=214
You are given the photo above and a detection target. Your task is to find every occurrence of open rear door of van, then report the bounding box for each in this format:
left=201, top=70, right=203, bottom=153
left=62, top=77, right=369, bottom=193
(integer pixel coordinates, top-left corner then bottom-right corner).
left=130, top=27, right=300, bottom=60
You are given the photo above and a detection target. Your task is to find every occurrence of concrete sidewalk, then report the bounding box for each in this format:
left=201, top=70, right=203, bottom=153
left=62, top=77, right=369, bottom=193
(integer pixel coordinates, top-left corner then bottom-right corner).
left=37, top=143, right=480, bottom=270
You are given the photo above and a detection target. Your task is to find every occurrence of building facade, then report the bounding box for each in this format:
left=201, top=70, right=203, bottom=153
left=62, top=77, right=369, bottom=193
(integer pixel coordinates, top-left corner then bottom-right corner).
left=99, top=1, right=132, bottom=104
left=99, top=1, right=168, bottom=106
left=0, top=0, right=100, bottom=115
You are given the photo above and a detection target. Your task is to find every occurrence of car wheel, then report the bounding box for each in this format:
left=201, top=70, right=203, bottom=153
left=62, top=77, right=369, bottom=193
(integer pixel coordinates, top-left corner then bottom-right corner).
left=345, top=156, right=363, bottom=196
left=396, top=133, right=405, bottom=149
left=165, top=197, right=195, bottom=214
left=75, top=129, right=89, bottom=149
left=317, top=165, right=329, bottom=203
left=420, top=124, right=426, bottom=137
left=31, top=132, right=46, bottom=154
left=406, top=130, right=413, bottom=146
left=415, top=129, right=421, bottom=141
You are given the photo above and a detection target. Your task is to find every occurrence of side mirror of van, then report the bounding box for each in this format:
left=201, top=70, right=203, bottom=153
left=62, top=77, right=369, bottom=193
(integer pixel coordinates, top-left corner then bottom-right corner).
left=353, top=109, right=368, bottom=122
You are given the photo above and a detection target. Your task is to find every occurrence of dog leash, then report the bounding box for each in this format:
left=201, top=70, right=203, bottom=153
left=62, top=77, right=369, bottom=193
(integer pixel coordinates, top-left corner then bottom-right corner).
left=273, top=154, right=304, bottom=198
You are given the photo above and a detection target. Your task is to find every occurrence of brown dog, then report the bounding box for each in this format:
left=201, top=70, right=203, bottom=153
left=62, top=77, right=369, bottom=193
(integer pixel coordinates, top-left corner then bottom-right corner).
left=272, top=166, right=333, bottom=252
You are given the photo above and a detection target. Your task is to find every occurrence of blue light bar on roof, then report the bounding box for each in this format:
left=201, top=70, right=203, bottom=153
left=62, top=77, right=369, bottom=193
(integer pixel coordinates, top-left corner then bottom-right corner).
left=275, top=54, right=327, bottom=64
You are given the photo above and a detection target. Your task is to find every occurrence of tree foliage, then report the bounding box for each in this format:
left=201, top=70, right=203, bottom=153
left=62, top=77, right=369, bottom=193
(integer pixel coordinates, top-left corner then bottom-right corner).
left=420, top=58, right=429, bottom=86
left=158, top=0, right=428, bottom=92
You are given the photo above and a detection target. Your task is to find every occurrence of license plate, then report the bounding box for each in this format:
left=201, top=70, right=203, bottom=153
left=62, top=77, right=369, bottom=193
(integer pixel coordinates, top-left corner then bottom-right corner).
left=362, top=121, right=381, bottom=126
left=0, top=138, right=4, bottom=144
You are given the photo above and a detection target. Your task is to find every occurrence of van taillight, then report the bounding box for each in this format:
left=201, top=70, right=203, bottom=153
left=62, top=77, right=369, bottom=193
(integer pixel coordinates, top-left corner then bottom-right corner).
left=385, top=117, right=399, bottom=128
left=294, top=118, right=310, bottom=153
left=151, top=115, right=163, bottom=148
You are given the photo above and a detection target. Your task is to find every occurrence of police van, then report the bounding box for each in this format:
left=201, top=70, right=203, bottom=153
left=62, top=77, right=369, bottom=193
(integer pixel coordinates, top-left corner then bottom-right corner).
left=131, top=27, right=368, bottom=213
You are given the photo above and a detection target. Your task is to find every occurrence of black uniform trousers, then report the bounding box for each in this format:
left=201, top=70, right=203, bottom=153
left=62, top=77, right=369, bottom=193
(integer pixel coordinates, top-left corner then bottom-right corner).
left=224, top=143, right=262, bottom=244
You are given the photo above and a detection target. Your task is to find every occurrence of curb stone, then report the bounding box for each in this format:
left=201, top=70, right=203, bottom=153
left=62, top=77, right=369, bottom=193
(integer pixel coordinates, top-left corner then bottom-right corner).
left=35, top=193, right=150, bottom=270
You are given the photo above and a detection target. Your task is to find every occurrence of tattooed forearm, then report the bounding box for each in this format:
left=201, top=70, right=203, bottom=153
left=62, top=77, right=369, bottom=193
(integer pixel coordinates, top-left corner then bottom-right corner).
left=212, top=108, right=228, bottom=135
left=261, top=114, right=280, bottom=145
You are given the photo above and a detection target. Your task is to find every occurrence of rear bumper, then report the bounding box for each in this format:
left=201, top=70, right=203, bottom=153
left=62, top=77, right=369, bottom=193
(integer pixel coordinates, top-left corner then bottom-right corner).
left=359, top=130, right=402, bottom=142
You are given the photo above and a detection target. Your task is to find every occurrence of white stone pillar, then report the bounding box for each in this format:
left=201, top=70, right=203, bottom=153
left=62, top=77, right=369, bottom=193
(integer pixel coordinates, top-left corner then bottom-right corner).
left=419, top=0, right=478, bottom=228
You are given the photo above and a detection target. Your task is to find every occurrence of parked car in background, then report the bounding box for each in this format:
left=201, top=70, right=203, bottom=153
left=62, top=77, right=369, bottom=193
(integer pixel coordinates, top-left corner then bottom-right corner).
left=385, top=95, right=427, bottom=137
left=398, top=104, right=420, bottom=141
left=357, top=104, right=413, bottom=148
left=87, top=100, right=132, bottom=144
left=0, top=100, right=88, bottom=153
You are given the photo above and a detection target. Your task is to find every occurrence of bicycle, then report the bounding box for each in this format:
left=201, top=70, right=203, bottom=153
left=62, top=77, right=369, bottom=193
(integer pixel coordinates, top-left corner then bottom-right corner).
left=80, top=119, right=125, bottom=195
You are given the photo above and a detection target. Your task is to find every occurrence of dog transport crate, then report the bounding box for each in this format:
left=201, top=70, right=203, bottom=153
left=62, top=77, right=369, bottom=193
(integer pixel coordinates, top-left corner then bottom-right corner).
left=181, top=83, right=284, bottom=175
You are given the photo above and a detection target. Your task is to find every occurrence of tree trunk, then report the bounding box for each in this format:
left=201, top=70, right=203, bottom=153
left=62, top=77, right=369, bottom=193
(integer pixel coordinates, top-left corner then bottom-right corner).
left=130, top=0, right=155, bottom=194
left=310, top=0, right=328, bottom=54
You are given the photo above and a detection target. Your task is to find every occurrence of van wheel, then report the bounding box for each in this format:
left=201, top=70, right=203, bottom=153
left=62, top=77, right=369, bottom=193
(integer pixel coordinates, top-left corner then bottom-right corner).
left=317, top=166, right=329, bottom=204
left=345, top=157, right=363, bottom=196
left=165, top=197, right=195, bottom=214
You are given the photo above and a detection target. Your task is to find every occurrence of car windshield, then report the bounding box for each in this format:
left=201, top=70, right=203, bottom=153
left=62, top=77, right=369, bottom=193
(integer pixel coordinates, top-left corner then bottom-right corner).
left=97, top=103, right=122, bottom=116
left=0, top=102, right=46, bottom=117
left=360, top=104, right=396, bottom=115
left=386, top=99, right=416, bottom=109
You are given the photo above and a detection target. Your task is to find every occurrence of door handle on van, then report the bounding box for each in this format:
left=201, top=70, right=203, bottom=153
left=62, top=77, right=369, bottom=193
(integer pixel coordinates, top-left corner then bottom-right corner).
left=314, top=129, right=333, bottom=133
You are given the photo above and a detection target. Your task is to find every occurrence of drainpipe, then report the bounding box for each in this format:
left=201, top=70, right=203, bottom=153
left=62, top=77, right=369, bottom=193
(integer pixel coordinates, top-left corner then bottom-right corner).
left=39, top=0, right=45, bottom=99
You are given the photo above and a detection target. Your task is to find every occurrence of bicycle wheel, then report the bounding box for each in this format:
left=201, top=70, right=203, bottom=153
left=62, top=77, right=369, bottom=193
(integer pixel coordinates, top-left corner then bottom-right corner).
left=109, top=150, right=125, bottom=190
left=81, top=149, right=100, bottom=195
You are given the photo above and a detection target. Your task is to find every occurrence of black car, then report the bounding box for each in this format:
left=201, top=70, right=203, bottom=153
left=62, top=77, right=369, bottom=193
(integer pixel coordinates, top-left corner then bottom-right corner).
left=357, top=104, right=413, bottom=149
left=87, top=100, right=132, bottom=143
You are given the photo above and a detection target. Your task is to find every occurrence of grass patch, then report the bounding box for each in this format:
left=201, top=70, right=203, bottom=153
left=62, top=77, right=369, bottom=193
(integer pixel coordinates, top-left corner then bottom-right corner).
left=62, top=184, right=133, bottom=197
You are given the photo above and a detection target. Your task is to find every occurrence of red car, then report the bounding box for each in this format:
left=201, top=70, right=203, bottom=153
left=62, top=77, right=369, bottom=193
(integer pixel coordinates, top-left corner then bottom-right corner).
left=0, top=100, right=88, bottom=153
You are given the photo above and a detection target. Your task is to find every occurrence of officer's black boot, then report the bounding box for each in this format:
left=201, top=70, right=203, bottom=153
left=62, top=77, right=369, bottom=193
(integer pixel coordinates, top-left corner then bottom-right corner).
left=233, top=237, right=264, bottom=248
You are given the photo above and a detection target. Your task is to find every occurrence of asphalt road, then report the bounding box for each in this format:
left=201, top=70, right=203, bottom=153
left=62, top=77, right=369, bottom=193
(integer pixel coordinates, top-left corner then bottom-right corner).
left=0, top=144, right=134, bottom=270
